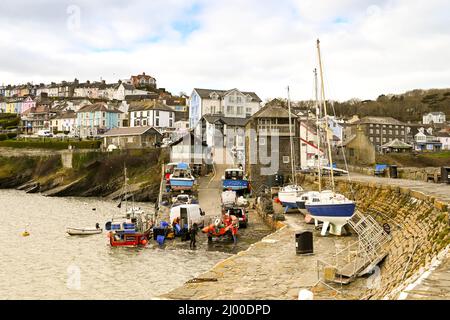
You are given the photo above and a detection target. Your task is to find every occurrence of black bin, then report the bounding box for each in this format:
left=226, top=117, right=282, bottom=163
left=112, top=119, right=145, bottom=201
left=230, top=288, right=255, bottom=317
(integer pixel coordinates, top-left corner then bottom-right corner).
left=389, top=165, right=398, bottom=179
left=153, top=227, right=166, bottom=240
left=441, top=167, right=450, bottom=184
left=295, top=231, right=313, bottom=255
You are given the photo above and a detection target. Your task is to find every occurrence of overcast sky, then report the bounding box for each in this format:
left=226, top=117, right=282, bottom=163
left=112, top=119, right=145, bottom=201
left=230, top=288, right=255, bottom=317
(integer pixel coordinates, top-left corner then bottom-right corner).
left=0, top=0, right=449, bottom=101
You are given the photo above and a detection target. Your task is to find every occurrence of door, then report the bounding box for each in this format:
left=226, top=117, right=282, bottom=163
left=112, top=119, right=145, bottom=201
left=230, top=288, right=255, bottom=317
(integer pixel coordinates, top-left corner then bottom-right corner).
left=180, top=207, right=188, bottom=229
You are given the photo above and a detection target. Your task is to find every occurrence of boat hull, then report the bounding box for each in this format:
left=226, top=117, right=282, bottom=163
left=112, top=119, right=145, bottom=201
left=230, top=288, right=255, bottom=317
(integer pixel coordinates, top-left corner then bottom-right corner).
left=67, top=228, right=102, bottom=236
left=169, top=178, right=195, bottom=191
left=305, top=202, right=356, bottom=218
left=306, top=202, right=356, bottom=236
left=279, top=190, right=301, bottom=210
left=222, top=179, right=248, bottom=191
left=109, top=232, right=149, bottom=247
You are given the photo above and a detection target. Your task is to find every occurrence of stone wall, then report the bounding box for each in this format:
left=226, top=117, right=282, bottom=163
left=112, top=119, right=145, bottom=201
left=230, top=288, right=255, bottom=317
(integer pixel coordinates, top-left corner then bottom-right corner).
left=346, top=164, right=442, bottom=182
left=301, top=174, right=449, bottom=299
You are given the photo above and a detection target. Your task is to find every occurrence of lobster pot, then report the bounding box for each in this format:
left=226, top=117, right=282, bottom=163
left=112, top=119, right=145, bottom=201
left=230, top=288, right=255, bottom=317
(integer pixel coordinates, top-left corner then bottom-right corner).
left=295, top=231, right=313, bottom=255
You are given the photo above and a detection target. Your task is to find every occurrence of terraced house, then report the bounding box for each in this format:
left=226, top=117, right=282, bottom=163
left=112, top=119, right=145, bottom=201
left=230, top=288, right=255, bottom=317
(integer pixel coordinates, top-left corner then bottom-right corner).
left=76, top=103, right=123, bottom=138
left=128, top=100, right=175, bottom=131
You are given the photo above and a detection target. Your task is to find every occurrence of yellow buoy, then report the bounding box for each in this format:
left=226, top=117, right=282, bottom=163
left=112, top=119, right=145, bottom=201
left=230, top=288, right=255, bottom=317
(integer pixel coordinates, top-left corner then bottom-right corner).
left=22, top=231, right=30, bottom=237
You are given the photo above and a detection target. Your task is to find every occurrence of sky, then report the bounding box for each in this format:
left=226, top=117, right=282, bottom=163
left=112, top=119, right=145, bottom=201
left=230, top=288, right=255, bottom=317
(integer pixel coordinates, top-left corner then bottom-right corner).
left=0, top=0, right=449, bottom=101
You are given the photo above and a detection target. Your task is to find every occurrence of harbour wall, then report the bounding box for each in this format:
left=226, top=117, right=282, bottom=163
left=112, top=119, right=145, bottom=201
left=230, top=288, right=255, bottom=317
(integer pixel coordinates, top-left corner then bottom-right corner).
left=299, top=174, right=450, bottom=299
left=346, top=164, right=442, bottom=183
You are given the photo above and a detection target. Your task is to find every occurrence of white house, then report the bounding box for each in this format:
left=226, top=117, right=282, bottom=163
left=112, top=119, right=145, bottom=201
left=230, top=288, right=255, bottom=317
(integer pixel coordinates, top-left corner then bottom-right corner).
left=436, top=132, right=450, bottom=150
left=299, top=119, right=324, bottom=168
left=423, top=112, right=446, bottom=125
left=128, top=100, right=175, bottom=130
left=50, top=111, right=77, bottom=134
left=189, top=88, right=262, bottom=128
left=113, top=83, right=148, bottom=101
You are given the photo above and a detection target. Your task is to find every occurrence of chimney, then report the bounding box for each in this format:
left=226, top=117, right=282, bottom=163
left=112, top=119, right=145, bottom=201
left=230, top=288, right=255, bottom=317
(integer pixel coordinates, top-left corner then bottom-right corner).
left=142, top=72, right=145, bottom=76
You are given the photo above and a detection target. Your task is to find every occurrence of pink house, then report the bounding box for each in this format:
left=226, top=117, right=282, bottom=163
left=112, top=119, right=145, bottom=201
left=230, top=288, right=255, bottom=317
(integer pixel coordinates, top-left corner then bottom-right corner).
left=21, top=96, right=36, bottom=115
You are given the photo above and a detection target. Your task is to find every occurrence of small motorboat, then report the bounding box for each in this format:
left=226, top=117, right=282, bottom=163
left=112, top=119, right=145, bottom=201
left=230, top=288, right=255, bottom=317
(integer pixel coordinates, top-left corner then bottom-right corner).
left=278, top=184, right=304, bottom=212
left=67, top=223, right=102, bottom=236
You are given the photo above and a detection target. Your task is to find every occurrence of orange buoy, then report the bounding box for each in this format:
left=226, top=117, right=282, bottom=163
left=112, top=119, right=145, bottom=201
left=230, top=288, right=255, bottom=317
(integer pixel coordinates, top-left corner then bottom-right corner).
left=141, top=239, right=148, bottom=246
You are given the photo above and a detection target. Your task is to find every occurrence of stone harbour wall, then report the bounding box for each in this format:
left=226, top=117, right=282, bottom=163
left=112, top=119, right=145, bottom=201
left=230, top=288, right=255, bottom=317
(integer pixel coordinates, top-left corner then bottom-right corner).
left=345, top=164, right=442, bottom=182
left=301, top=174, right=450, bottom=299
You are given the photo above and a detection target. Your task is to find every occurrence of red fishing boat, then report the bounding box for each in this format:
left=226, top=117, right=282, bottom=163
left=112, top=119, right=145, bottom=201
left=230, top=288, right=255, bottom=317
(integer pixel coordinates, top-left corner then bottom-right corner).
left=106, top=167, right=153, bottom=247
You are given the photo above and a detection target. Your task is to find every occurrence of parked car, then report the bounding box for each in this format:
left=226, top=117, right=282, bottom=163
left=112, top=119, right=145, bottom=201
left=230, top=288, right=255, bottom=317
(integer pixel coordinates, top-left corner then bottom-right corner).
left=37, top=130, right=53, bottom=137
left=224, top=207, right=248, bottom=228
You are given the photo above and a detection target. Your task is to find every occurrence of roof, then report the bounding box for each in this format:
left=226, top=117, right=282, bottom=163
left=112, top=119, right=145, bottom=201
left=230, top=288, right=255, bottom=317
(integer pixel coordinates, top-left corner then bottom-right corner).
left=101, top=126, right=161, bottom=137
left=353, top=116, right=405, bottom=126
left=77, top=103, right=122, bottom=113
left=436, top=132, right=450, bottom=137
left=54, top=111, right=77, bottom=119
left=425, top=112, right=445, bottom=116
left=380, top=138, right=412, bottom=149
left=202, top=115, right=248, bottom=126
left=124, top=94, right=159, bottom=101
left=250, top=103, right=297, bottom=119
left=193, top=88, right=262, bottom=103
left=128, top=100, right=174, bottom=112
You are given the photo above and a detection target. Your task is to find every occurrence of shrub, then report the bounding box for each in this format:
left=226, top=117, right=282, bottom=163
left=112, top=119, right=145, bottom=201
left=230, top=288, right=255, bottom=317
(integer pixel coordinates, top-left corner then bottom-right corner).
left=0, top=139, right=101, bottom=150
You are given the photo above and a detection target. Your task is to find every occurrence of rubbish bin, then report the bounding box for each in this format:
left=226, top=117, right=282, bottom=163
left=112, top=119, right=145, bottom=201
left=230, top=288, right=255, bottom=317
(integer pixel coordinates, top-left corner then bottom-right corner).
left=275, top=173, right=284, bottom=187
left=389, top=165, right=398, bottom=179
left=295, top=231, right=313, bottom=255
left=441, top=167, right=450, bottom=184
left=153, top=227, right=166, bottom=240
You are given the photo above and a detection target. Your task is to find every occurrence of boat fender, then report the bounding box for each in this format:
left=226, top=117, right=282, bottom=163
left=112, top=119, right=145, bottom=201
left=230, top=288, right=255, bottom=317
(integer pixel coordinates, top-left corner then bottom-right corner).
left=22, top=231, right=30, bottom=237
left=105, top=221, right=112, bottom=231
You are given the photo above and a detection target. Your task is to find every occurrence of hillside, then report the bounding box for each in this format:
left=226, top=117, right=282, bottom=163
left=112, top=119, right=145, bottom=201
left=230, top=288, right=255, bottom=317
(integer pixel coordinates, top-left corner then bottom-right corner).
left=331, top=88, right=450, bottom=123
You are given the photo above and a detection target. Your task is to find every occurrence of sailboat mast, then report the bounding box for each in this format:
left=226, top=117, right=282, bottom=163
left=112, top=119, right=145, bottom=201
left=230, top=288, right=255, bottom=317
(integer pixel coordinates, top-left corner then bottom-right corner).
left=316, top=39, right=335, bottom=191
left=287, top=86, right=296, bottom=185
left=314, top=68, right=322, bottom=192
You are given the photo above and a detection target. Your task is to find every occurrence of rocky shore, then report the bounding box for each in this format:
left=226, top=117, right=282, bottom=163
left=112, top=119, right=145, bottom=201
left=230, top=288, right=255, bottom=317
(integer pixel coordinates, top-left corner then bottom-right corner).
left=0, top=147, right=168, bottom=202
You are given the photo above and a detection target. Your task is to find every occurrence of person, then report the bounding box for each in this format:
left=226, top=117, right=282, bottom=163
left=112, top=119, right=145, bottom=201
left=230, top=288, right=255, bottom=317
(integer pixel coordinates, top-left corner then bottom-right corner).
left=95, top=223, right=100, bottom=230
left=190, top=223, right=199, bottom=249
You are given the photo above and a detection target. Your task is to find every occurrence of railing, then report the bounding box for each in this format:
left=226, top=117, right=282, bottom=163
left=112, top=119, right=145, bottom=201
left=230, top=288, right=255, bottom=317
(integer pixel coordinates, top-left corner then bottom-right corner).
left=257, top=124, right=293, bottom=136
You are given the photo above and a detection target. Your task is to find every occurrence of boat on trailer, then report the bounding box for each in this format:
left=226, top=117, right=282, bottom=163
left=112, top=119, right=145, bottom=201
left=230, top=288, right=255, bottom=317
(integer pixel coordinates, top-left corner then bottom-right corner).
left=222, top=168, right=249, bottom=192
left=169, top=163, right=195, bottom=191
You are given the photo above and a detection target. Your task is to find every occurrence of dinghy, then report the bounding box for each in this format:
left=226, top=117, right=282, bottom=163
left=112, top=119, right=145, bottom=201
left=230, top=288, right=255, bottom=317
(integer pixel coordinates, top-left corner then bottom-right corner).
left=67, top=225, right=102, bottom=236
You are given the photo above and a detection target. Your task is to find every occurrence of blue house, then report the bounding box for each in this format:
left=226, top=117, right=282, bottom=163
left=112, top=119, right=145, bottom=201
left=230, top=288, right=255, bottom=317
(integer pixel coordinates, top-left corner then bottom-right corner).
left=76, top=102, right=123, bottom=138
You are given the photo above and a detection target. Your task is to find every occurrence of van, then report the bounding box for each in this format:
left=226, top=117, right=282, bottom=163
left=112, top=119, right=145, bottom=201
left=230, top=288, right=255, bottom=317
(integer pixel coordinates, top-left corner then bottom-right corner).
left=169, top=204, right=205, bottom=229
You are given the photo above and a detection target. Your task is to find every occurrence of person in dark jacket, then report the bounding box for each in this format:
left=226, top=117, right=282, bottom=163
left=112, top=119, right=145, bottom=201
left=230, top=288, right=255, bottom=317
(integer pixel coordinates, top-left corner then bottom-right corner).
left=190, top=223, right=199, bottom=249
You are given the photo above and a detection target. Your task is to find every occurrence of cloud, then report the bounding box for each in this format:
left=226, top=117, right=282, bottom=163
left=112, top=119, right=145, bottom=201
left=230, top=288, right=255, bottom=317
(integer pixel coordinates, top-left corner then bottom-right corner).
left=0, top=0, right=449, bottom=101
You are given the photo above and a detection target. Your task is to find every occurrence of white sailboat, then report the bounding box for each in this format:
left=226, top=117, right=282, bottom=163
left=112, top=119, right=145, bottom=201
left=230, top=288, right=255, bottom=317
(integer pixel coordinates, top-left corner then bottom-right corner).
left=304, top=39, right=356, bottom=236
left=278, top=86, right=304, bottom=212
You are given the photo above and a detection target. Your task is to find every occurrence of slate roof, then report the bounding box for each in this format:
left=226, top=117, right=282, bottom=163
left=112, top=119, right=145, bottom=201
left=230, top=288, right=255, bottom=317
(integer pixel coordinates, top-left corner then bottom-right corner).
left=353, top=116, right=405, bottom=126
left=250, top=104, right=297, bottom=119
left=128, top=100, right=174, bottom=112
left=101, top=126, right=161, bottom=137
left=380, top=138, right=412, bottom=149
left=193, top=88, right=262, bottom=103
left=77, top=103, right=122, bottom=113
left=202, top=115, right=248, bottom=126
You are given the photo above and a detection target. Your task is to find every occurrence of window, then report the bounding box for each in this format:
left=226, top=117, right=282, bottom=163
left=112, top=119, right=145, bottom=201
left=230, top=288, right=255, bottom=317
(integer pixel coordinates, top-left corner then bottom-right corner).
left=169, top=112, right=173, bottom=118
left=229, top=96, right=235, bottom=103
left=142, top=120, right=147, bottom=126
left=376, top=137, right=380, bottom=142
left=259, top=137, right=266, bottom=145
left=369, top=129, right=373, bottom=134
left=227, top=105, right=234, bottom=114
left=169, top=119, right=173, bottom=127
left=349, top=148, right=354, bottom=157
left=376, top=129, right=380, bottom=134
left=383, top=130, right=386, bottom=134
left=128, top=137, right=133, bottom=143
left=156, top=110, right=159, bottom=117
left=236, top=96, right=242, bottom=103
left=237, top=106, right=243, bottom=115
left=370, top=137, right=374, bottom=142
left=102, top=120, right=105, bottom=126
left=156, top=118, right=159, bottom=126
left=389, top=130, right=392, bottom=135
left=283, top=156, right=290, bottom=163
